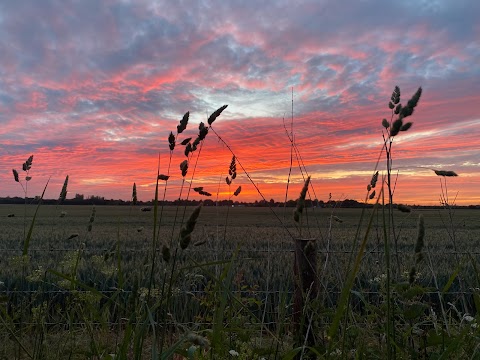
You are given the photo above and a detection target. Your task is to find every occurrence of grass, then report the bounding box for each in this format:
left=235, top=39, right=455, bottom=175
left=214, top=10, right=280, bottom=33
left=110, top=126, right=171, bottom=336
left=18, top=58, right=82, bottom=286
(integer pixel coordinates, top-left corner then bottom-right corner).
left=1, top=205, right=480, bottom=358
left=2, top=92, right=480, bottom=359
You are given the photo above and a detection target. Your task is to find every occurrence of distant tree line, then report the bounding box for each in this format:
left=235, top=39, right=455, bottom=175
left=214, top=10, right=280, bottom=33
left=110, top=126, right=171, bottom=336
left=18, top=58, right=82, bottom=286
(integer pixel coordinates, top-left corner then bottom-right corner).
left=1, top=194, right=478, bottom=209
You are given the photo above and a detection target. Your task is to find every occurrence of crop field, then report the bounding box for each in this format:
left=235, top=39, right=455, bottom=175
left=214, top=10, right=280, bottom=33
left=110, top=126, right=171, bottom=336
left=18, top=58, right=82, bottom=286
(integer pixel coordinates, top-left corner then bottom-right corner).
left=1, top=203, right=480, bottom=358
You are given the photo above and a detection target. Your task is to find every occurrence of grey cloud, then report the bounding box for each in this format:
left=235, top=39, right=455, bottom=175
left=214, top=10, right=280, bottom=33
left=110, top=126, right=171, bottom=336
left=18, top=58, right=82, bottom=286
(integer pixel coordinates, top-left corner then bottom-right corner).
left=96, top=16, right=181, bottom=73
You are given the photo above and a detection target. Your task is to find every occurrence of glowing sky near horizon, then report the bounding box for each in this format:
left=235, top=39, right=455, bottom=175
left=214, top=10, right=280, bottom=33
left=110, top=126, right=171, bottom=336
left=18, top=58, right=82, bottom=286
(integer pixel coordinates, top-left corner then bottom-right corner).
left=1, top=0, right=479, bottom=205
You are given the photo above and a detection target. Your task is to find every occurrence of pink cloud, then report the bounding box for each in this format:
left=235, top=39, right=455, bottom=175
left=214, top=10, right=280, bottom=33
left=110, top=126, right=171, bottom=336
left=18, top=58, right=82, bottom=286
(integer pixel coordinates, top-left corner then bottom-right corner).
left=1, top=0, right=479, bottom=205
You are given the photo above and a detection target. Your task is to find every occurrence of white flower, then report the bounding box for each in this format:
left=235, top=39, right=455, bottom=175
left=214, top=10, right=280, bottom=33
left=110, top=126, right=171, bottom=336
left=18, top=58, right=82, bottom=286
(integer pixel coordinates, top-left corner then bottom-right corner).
left=463, top=314, right=474, bottom=322
left=372, top=273, right=387, bottom=283
left=331, top=349, right=342, bottom=356
left=229, top=349, right=239, bottom=356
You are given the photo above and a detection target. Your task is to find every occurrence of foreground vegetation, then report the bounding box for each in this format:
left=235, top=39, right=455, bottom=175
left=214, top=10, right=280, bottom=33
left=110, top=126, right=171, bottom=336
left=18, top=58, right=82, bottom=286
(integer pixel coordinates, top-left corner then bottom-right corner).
left=2, top=206, right=480, bottom=359
left=2, top=87, right=480, bottom=359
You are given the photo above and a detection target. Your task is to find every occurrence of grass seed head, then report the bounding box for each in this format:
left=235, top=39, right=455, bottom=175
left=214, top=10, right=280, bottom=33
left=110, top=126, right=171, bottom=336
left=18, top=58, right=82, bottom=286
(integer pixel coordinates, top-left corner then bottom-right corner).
left=180, top=160, right=188, bottom=177
left=390, top=119, right=403, bottom=137
left=415, top=214, right=425, bottom=256
left=394, top=104, right=402, bottom=114
left=234, top=186, right=241, bottom=196
left=195, top=187, right=212, bottom=197
left=400, top=106, right=413, bottom=118
left=226, top=156, right=237, bottom=184
left=198, top=122, right=209, bottom=140
left=180, top=234, right=192, bottom=250
left=177, top=111, right=189, bottom=134
left=207, top=104, right=228, bottom=125
left=407, top=87, right=422, bottom=109
left=370, top=171, right=379, bottom=188
left=59, top=175, right=69, bottom=203
left=293, top=176, right=310, bottom=222
left=181, top=137, right=192, bottom=145
left=168, top=132, right=176, bottom=151
left=400, top=122, right=413, bottom=132
left=12, top=169, right=19, bottom=182
left=132, top=182, right=137, bottom=205
left=192, top=137, right=200, bottom=151
left=434, top=170, right=458, bottom=177
left=382, top=119, right=390, bottom=129
left=400, top=87, right=422, bottom=119
left=158, top=174, right=170, bottom=181
left=391, top=86, right=401, bottom=104
left=180, top=204, right=202, bottom=250
left=185, top=143, right=192, bottom=157
left=22, top=155, right=33, bottom=172
left=299, top=176, right=311, bottom=201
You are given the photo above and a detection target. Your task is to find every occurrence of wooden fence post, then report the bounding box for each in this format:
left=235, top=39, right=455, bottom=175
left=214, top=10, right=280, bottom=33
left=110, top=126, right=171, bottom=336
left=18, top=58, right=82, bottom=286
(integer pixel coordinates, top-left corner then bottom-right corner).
left=293, top=238, right=318, bottom=358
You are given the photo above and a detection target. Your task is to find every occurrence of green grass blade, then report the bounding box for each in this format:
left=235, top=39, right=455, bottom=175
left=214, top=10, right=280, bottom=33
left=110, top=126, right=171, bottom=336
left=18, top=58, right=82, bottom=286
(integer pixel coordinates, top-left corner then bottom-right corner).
left=148, top=155, right=161, bottom=297
left=382, top=182, right=392, bottom=359
left=23, top=178, right=49, bottom=255
left=116, top=222, right=124, bottom=289
left=0, top=306, right=33, bottom=359
left=442, top=264, right=462, bottom=294
left=187, top=254, right=281, bottom=343
left=146, top=305, right=159, bottom=359
left=160, top=334, right=189, bottom=360
left=327, top=190, right=381, bottom=344
left=469, top=254, right=480, bottom=287
left=117, top=321, right=134, bottom=359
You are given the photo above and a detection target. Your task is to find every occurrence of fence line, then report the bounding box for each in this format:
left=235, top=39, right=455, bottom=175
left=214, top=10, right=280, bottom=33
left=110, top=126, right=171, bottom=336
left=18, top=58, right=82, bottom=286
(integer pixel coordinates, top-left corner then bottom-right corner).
left=2, top=248, right=480, bottom=256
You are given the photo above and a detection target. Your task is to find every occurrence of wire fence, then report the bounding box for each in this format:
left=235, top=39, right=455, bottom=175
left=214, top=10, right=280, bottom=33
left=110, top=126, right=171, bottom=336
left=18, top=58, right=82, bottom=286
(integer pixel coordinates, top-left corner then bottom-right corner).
left=1, top=206, right=479, bottom=335
left=2, top=245, right=478, bottom=302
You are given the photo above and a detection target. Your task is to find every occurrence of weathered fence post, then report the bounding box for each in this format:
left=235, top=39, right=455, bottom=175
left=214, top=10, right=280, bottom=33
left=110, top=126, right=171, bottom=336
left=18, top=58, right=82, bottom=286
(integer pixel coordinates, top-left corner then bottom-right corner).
left=293, top=238, right=318, bottom=359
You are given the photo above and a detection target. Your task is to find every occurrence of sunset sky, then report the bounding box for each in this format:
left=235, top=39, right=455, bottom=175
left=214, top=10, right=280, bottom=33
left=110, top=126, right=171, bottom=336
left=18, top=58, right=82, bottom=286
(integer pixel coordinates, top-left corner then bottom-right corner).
left=1, top=0, right=479, bottom=205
